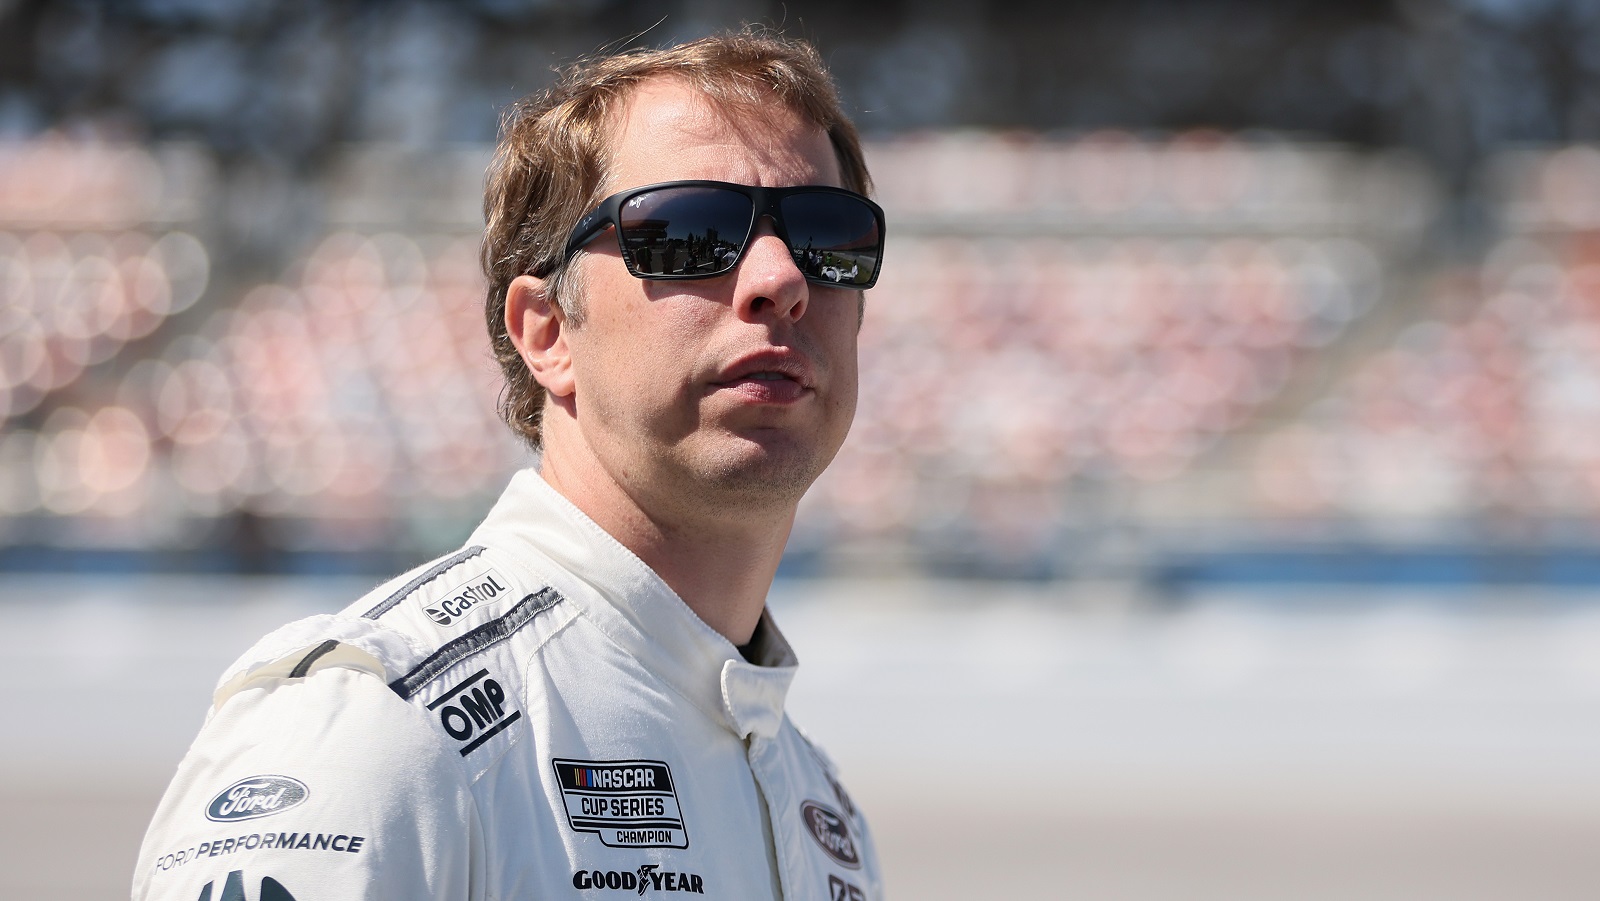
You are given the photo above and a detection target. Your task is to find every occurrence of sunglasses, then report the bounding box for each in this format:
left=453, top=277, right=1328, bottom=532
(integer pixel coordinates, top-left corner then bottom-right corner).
left=548, top=180, right=886, bottom=289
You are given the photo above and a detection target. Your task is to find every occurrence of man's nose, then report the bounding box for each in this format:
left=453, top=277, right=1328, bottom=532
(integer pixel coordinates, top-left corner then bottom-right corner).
left=731, top=217, right=808, bottom=322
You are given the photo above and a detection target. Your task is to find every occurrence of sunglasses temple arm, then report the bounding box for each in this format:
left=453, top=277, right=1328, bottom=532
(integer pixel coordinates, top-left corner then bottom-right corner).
left=560, top=213, right=614, bottom=266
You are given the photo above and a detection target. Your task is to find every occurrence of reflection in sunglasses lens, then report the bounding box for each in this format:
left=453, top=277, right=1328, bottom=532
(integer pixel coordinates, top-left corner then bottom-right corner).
left=612, top=185, right=881, bottom=286
left=619, top=187, right=752, bottom=277
left=782, top=193, right=881, bottom=286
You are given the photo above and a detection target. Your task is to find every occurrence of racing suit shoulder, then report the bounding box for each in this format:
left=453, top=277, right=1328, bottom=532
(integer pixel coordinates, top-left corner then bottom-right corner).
left=207, top=541, right=568, bottom=711
left=133, top=657, right=483, bottom=901
left=133, top=544, right=572, bottom=901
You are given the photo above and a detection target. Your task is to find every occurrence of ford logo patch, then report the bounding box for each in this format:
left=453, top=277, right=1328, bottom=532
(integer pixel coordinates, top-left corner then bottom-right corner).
left=205, top=775, right=309, bottom=822
left=800, top=800, right=860, bottom=868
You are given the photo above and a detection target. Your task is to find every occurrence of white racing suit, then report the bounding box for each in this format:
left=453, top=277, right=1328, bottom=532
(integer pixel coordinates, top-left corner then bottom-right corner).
left=132, top=470, right=882, bottom=901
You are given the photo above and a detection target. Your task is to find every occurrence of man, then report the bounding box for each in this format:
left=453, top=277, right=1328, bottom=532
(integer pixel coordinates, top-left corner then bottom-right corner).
left=132, top=29, right=886, bottom=901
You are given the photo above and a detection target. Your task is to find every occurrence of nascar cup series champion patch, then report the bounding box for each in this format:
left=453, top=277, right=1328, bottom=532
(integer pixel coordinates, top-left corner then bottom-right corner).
left=553, top=758, right=690, bottom=849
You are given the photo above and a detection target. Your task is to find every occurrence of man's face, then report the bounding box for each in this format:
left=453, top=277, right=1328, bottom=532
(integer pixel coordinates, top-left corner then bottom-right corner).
left=553, top=77, right=861, bottom=518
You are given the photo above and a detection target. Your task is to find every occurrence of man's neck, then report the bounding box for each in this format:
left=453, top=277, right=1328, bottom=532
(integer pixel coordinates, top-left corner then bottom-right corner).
left=538, top=450, right=792, bottom=647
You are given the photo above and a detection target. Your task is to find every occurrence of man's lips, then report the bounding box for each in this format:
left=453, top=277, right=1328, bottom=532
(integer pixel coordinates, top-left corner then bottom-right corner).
left=710, top=352, right=813, bottom=404
left=713, top=371, right=809, bottom=404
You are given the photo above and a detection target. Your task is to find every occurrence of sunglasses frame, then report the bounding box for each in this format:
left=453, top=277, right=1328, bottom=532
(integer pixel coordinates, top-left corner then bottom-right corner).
left=550, top=179, right=886, bottom=289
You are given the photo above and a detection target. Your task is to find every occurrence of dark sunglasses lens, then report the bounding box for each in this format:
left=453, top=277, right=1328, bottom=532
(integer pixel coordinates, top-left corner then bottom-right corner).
left=617, top=186, right=753, bottom=277
left=780, top=193, right=882, bottom=287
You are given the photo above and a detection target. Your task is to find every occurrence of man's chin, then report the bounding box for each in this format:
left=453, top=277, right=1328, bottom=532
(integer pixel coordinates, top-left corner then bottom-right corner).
left=686, top=431, right=836, bottom=502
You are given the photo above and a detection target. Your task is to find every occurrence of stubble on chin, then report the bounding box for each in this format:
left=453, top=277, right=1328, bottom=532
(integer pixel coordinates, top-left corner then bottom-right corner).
left=672, top=427, right=841, bottom=509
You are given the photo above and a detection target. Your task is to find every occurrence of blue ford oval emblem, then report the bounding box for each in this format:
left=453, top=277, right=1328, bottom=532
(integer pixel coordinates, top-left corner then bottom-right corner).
left=205, top=775, right=309, bottom=822
left=800, top=800, right=860, bottom=868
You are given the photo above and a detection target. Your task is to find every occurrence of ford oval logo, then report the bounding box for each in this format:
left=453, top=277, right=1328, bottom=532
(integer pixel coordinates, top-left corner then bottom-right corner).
left=205, top=775, right=309, bottom=822
left=800, top=800, right=860, bottom=868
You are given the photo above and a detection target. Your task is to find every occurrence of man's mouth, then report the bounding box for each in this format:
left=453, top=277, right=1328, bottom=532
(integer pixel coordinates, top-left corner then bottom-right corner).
left=716, top=370, right=807, bottom=403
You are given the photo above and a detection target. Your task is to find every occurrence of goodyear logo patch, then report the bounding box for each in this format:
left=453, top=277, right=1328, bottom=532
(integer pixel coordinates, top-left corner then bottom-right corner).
left=552, top=758, right=689, bottom=849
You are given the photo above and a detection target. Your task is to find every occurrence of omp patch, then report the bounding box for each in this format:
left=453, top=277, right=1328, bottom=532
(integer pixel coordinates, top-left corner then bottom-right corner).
left=552, top=758, right=689, bottom=849
left=801, top=801, right=861, bottom=869
left=429, top=668, right=522, bottom=756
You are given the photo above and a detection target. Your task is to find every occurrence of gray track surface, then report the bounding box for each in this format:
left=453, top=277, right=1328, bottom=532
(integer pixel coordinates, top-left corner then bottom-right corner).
left=3, top=576, right=1599, bottom=900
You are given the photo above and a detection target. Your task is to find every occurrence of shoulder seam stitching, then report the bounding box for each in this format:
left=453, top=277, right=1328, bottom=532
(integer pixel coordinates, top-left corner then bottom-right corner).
left=361, top=545, right=488, bottom=620
left=388, top=586, right=563, bottom=700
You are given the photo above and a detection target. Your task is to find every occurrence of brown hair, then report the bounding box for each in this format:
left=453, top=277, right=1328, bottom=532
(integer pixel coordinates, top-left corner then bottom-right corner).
left=481, top=28, right=872, bottom=448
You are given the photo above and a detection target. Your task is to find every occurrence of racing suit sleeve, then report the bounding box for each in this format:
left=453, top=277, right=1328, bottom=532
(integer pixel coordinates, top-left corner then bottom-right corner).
left=132, top=657, right=481, bottom=901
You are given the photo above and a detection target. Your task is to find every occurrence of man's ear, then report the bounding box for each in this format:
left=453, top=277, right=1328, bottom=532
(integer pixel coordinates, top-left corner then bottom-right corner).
left=505, top=274, right=575, bottom=398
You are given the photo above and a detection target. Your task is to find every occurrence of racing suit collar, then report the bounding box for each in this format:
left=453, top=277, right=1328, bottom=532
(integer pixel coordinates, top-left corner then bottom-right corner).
left=474, top=468, right=798, bottom=740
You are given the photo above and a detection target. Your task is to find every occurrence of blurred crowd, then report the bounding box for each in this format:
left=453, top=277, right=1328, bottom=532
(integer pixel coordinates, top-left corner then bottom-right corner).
left=1254, top=147, right=1600, bottom=526
left=8, top=0, right=1600, bottom=573
left=800, top=132, right=1406, bottom=569
left=4, top=130, right=1600, bottom=570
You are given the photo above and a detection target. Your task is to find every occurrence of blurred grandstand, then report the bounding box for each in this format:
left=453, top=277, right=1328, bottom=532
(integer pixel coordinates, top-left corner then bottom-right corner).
left=7, top=0, right=1600, bottom=584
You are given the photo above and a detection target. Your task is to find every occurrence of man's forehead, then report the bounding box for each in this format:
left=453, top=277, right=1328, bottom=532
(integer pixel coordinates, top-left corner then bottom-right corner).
left=603, top=76, right=839, bottom=190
